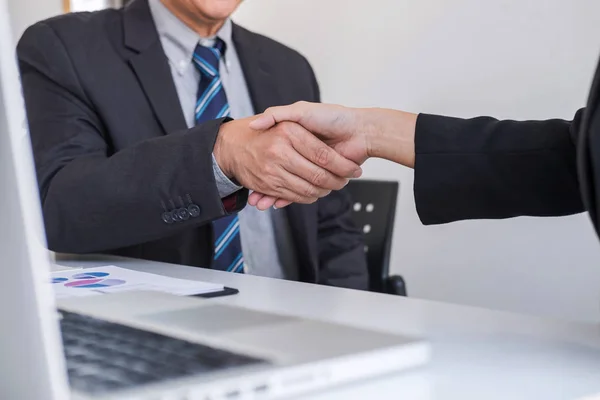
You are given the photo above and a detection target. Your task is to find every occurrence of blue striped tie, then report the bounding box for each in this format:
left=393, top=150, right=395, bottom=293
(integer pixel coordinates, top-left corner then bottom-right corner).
left=193, top=40, right=244, bottom=274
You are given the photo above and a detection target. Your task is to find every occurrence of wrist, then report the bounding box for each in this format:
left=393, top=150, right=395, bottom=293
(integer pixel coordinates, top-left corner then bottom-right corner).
left=214, top=122, right=235, bottom=179
left=365, top=108, right=416, bottom=168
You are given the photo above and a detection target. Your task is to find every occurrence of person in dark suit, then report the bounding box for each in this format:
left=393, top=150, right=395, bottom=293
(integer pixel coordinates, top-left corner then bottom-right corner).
left=248, top=63, right=600, bottom=237
left=17, top=0, right=368, bottom=289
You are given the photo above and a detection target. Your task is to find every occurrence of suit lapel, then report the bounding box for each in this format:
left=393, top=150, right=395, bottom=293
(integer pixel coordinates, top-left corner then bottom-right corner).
left=233, top=24, right=319, bottom=282
left=123, top=0, right=187, bottom=134
left=232, top=24, right=283, bottom=114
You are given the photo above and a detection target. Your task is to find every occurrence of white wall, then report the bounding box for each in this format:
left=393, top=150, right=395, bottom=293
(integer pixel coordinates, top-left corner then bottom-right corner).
left=7, top=0, right=119, bottom=40
left=234, top=0, right=600, bottom=322
left=8, top=0, right=62, bottom=43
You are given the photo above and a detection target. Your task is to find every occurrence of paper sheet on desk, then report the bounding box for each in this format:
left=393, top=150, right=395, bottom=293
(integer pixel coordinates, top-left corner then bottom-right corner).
left=51, top=265, right=223, bottom=299
left=51, top=263, right=83, bottom=273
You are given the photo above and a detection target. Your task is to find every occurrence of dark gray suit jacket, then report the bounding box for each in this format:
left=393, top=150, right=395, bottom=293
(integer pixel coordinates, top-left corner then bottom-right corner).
left=17, top=0, right=368, bottom=290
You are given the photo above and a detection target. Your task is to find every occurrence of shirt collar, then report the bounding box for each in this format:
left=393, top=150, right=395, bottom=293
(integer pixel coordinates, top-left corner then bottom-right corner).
left=148, top=0, right=233, bottom=74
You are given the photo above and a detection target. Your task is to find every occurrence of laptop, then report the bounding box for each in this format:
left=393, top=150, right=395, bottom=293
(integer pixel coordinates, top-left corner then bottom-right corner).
left=0, top=2, right=430, bottom=399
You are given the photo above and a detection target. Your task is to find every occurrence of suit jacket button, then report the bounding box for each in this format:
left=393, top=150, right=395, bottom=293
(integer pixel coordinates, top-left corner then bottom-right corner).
left=177, top=208, right=190, bottom=221
left=162, top=212, right=174, bottom=224
left=171, top=210, right=182, bottom=222
left=188, top=204, right=201, bottom=218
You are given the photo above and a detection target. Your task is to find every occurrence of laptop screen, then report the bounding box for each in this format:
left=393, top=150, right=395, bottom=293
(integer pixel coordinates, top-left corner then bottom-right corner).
left=0, top=1, right=70, bottom=398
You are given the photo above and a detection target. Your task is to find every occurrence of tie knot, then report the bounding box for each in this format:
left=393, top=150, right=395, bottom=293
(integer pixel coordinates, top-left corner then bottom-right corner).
left=192, top=38, right=226, bottom=78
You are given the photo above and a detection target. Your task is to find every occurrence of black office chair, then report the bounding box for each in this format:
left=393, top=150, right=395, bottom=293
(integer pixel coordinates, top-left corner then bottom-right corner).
left=346, top=179, right=407, bottom=296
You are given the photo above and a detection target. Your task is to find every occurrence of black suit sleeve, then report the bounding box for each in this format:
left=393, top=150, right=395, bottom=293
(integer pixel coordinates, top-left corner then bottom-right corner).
left=17, top=22, right=247, bottom=254
left=414, top=110, right=586, bottom=224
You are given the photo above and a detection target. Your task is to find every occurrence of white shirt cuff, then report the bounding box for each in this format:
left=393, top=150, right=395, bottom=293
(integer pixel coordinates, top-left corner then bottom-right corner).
left=212, top=153, right=243, bottom=198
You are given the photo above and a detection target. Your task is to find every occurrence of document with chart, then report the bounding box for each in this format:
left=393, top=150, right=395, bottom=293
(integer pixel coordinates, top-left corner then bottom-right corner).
left=51, top=266, right=226, bottom=298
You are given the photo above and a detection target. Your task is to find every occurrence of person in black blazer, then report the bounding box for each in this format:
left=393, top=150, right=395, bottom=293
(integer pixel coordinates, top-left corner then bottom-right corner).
left=248, top=62, right=600, bottom=237
left=17, top=0, right=368, bottom=290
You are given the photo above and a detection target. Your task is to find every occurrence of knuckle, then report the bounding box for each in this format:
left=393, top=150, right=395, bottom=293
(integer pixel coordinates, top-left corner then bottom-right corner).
left=264, top=146, right=277, bottom=160
left=255, top=179, right=268, bottom=192
left=311, top=169, right=327, bottom=187
left=303, top=184, right=318, bottom=198
left=263, top=163, right=278, bottom=177
left=265, top=143, right=283, bottom=160
left=272, top=176, right=285, bottom=190
left=315, top=146, right=331, bottom=166
left=278, top=136, right=292, bottom=149
left=333, top=178, right=348, bottom=191
left=270, top=131, right=289, bottom=147
left=278, top=121, right=296, bottom=135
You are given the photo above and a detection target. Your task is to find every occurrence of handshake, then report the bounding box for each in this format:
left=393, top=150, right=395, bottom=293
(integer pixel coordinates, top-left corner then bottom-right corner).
left=214, top=102, right=418, bottom=210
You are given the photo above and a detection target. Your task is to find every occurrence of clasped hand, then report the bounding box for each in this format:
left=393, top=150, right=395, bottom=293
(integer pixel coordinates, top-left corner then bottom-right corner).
left=245, top=102, right=372, bottom=210
left=213, top=109, right=364, bottom=207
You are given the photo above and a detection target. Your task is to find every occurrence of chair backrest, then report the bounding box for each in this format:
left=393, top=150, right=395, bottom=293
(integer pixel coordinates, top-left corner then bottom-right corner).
left=346, top=179, right=399, bottom=293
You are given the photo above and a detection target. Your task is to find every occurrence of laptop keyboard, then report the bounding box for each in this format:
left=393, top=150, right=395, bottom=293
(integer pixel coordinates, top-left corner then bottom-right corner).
left=60, top=310, right=267, bottom=394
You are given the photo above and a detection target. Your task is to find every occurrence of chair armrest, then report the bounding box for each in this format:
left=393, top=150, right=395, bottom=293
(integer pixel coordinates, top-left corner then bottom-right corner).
left=385, top=275, right=407, bottom=296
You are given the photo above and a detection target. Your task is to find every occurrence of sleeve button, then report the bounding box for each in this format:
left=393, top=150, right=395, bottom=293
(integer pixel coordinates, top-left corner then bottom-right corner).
left=188, top=204, right=201, bottom=218
left=171, top=210, right=182, bottom=222
left=162, top=212, right=174, bottom=224
left=177, top=208, right=190, bottom=221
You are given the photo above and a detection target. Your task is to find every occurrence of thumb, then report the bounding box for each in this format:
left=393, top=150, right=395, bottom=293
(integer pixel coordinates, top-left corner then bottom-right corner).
left=249, top=103, right=307, bottom=130
left=249, top=113, right=277, bottom=130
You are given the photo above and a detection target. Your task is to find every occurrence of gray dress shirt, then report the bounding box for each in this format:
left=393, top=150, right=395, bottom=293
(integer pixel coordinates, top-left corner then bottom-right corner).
left=149, top=0, right=298, bottom=280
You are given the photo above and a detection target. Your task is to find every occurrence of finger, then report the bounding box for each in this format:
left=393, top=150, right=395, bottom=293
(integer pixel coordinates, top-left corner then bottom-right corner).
left=248, top=191, right=264, bottom=207
left=249, top=103, right=307, bottom=130
left=285, top=124, right=362, bottom=179
left=274, top=168, right=331, bottom=204
left=245, top=163, right=326, bottom=205
left=247, top=193, right=277, bottom=210
left=282, top=146, right=350, bottom=192
left=274, top=199, right=293, bottom=209
left=249, top=113, right=278, bottom=130
left=256, top=196, right=278, bottom=211
left=251, top=165, right=328, bottom=205
left=248, top=192, right=292, bottom=210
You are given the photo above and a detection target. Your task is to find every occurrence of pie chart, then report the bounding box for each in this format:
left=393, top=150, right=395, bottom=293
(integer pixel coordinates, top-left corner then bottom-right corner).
left=72, top=272, right=110, bottom=279
left=63, top=272, right=126, bottom=289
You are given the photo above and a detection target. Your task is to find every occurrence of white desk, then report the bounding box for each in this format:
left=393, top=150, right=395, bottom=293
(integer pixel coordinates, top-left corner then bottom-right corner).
left=57, top=255, right=600, bottom=400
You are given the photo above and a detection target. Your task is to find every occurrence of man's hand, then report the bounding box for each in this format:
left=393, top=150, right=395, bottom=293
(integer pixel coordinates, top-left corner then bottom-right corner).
left=213, top=117, right=363, bottom=205
left=247, top=102, right=417, bottom=209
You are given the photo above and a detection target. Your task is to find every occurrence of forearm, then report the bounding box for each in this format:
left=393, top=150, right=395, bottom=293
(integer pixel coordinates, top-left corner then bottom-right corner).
left=41, top=122, right=246, bottom=253
left=362, top=108, right=417, bottom=167
left=354, top=106, right=585, bottom=222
